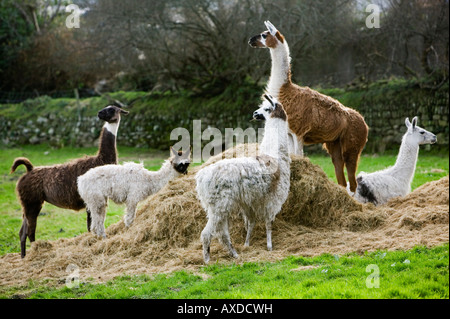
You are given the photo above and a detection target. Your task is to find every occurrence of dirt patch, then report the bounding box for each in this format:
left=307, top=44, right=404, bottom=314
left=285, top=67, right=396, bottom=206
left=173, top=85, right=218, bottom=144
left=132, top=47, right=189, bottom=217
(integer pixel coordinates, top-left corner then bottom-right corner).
left=0, top=143, right=448, bottom=287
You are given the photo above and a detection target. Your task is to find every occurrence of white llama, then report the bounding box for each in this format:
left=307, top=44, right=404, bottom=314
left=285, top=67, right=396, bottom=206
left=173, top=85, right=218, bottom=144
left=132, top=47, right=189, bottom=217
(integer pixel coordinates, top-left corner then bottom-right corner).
left=78, top=147, right=191, bottom=238
left=196, top=94, right=291, bottom=264
left=352, top=117, right=436, bottom=205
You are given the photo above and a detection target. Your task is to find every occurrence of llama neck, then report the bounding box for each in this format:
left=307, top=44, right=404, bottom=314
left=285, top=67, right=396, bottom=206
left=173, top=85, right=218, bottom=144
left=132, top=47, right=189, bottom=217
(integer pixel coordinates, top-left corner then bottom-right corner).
left=97, top=122, right=119, bottom=164
left=146, top=160, right=180, bottom=193
left=391, top=135, right=419, bottom=185
left=104, top=119, right=120, bottom=136
left=266, top=41, right=292, bottom=97
left=259, top=118, right=289, bottom=160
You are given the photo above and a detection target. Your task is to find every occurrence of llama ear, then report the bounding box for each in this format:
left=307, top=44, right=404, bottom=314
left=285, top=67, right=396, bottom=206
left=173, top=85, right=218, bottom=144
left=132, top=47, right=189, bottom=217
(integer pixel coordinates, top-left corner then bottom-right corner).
left=263, top=93, right=274, bottom=106
left=264, top=93, right=278, bottom=110
left=411, top=116, right=418, bottom=129
left=120, top=109, right=129, bottom=115
left=264, top=20, right=278, bottom=36
left=112, top=100, right=126, bottom=108
left=405, top=117, right=411, bottom=129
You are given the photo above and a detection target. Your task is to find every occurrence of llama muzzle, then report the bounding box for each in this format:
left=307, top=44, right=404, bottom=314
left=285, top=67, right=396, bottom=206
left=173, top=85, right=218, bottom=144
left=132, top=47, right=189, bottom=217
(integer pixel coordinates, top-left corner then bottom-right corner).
left=248, top=35, right=262, bottom=48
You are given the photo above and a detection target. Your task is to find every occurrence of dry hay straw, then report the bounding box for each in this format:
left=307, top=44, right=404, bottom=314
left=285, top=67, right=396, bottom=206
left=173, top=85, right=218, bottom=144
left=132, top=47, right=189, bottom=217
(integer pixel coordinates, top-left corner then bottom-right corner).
left=0, top=143, right=448, bottom=287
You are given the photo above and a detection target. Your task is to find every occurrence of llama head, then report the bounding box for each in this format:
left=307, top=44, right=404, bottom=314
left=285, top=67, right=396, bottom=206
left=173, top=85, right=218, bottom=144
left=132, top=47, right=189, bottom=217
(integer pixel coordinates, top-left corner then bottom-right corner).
left=253, top=94, right=287, bottom=121
left=98, top=105, right=129, bottom=123
left=405, top=116, right=437, bottom=145
left=248, top=20, right=285, bottom=49
left=170, top=146, right=191, bottom=175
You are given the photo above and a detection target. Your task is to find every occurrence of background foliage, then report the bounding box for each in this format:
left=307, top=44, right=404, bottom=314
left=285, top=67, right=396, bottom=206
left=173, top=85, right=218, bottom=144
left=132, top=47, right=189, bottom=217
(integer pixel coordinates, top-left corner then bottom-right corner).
left=1, top=0, right=448, bottom=94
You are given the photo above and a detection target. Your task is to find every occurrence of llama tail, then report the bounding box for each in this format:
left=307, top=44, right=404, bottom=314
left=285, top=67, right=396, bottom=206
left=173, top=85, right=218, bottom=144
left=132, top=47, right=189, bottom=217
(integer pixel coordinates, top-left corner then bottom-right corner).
left=11, top=157, right=34, bottom=174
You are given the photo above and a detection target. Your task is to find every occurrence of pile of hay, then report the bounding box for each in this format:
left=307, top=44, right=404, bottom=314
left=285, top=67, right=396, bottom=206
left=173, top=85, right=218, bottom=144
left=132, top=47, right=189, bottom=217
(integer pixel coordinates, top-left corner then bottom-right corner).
left=0, top=144, right=448, bottom=287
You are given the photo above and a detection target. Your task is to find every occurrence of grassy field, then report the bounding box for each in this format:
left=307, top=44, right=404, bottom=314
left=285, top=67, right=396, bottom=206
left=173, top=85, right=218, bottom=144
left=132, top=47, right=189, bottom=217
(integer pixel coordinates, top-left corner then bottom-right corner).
left=0, top=144, right=448, bottom=299
left=2, top=244, right=448, bottom=299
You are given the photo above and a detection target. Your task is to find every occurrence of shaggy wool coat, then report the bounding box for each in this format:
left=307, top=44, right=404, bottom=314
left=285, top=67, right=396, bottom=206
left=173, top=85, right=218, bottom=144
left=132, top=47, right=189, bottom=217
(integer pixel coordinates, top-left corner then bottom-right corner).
left=353, top=118, right=436, bottom=205
left=196, top=97, right=290, bottom=263
left=78, top=152, right=190, bottom=238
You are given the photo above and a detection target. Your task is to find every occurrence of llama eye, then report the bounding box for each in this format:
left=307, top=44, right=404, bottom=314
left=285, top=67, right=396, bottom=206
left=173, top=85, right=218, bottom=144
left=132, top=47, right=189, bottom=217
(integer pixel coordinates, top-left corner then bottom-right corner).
left=264, top=108, right=270, bottom=112
left=262, top=34, right=267, bottom=39
left=420, top=131, right=425, bottom=135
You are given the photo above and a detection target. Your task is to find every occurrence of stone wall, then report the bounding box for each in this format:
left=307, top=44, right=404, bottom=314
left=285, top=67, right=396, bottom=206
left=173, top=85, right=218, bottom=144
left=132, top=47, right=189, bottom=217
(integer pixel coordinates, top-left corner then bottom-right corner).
left=318, top=81, right=449, bottom=153
left=0, top=81, right=448, bottom=153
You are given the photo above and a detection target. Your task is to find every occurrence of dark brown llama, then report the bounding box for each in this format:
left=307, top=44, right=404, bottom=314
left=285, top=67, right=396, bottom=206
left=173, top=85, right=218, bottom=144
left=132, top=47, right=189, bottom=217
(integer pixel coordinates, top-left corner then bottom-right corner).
left=10, top=105, right=129, bottom=258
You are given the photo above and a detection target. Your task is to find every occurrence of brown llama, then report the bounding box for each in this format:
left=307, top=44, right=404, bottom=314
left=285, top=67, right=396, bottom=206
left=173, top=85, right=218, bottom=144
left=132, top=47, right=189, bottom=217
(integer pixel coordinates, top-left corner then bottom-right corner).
left=10, top=105, right=129, bottom=258
left=249, top=21, right=369, bottom=192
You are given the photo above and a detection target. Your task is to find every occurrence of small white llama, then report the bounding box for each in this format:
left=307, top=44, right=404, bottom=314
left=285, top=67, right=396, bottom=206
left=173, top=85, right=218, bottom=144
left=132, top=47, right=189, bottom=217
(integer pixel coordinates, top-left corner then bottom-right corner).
left=352, top=116, right=436, bottom=205
left=196, top=94, right=291, bottom=264
left=78, top=147, right=191, bottom=238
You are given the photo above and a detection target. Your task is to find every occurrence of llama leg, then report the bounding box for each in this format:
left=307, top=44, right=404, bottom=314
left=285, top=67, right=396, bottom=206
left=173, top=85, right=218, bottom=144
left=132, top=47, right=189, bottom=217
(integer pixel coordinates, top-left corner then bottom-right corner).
left=19, top=201, right=42, bottom=258
left=200, top=219, right=214, bottom=264
left=244, top=218, right=256, bottom=247
left=287, top=132, right=295, bottom=154
left=86, top=204, right=97, bottom=235
left=326, top=141, right=347, bottom=188
left=297, top=136, right=304, bottom=157
left=124, top=202, right=137, bottom=227
left=90, top=202, right=107, bottom=238
left=287, top=131, right=301, bottom=155
left=97, top=205, right=107, bottom=238
left=23, top=213, right=38, bottom=257
left=344, top=153, right=359, bottom=193
left=86, top=208, right=92, bottom=232
left=219, top=218, right=238, bottom=259
left=89, top=207, right=99, bottom=236
left=19, top=218, right=28, bottom=258
left=266, top=220, right=273, bottom=251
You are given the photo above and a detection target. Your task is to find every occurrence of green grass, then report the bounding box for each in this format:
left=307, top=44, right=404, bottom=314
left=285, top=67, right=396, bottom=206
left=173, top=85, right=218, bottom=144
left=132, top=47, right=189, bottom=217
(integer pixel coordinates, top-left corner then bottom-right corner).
left=1, top=244, right=448, bottom=299
left=0, top=145, right=448, bottom=299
